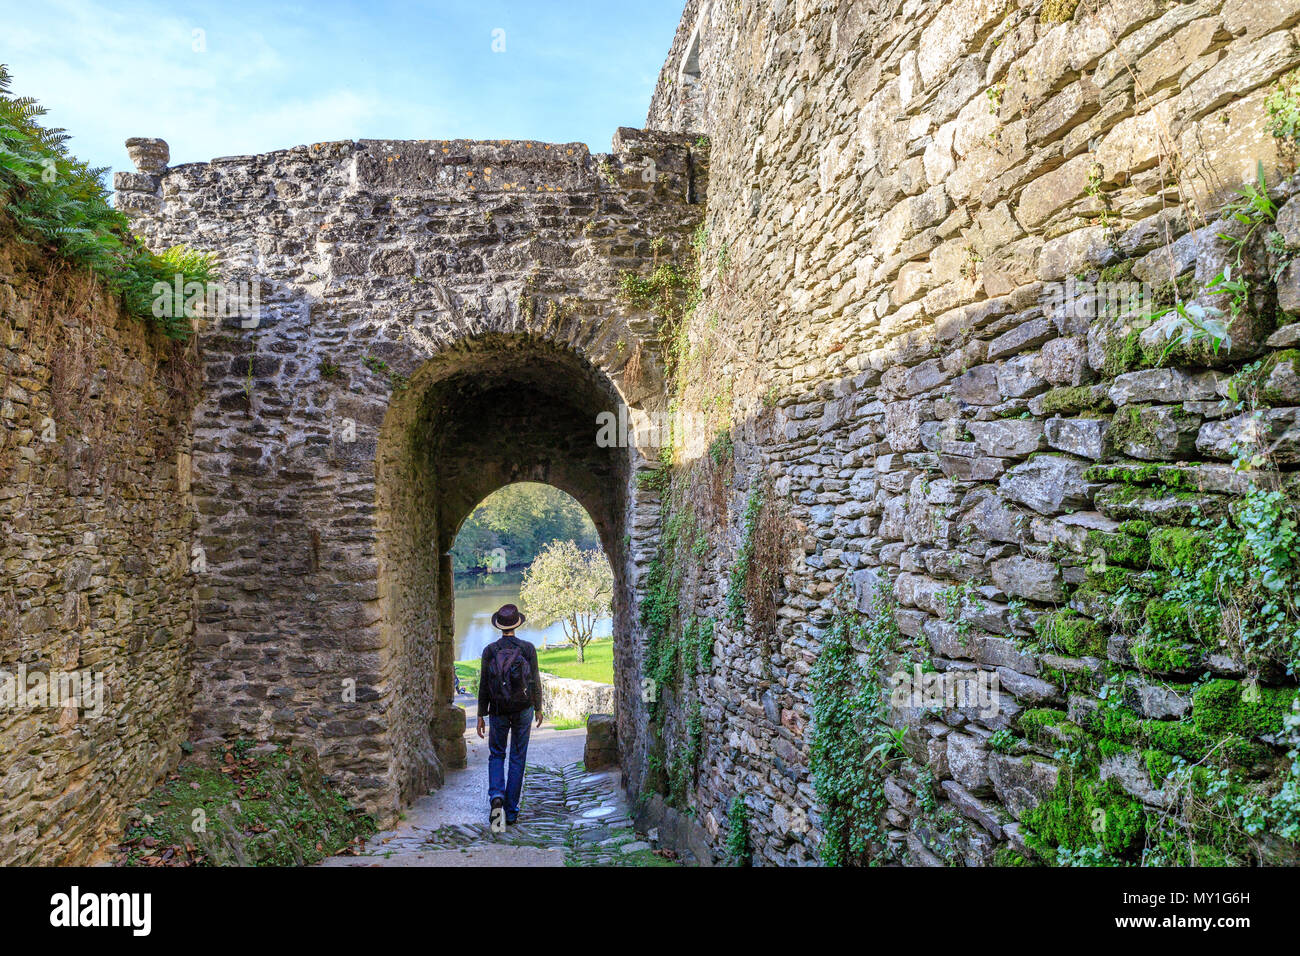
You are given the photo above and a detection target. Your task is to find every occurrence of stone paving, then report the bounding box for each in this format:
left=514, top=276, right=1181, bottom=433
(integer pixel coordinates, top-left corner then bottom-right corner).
left=325, top=761, right=672, bottom=867
left=322, top=699, right=680, bottom=868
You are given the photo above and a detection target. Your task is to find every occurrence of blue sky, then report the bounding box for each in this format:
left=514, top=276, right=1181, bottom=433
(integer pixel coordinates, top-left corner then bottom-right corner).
left=2, top=0, right=685, bottom=180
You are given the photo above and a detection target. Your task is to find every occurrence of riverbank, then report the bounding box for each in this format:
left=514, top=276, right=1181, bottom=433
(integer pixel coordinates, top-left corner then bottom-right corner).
left=455, top=637, right=614, bottom=694
left=452, top=570, right=612, bottom=661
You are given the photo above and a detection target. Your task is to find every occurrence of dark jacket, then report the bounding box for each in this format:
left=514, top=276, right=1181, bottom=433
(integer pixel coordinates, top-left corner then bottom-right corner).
left=478, top=634, right=543, bottom=716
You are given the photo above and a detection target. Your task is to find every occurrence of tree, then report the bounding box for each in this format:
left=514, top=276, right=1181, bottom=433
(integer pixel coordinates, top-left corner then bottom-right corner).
left=450, top=483, right=600, bottom=572
left=520, top=540, right=613, bottom=662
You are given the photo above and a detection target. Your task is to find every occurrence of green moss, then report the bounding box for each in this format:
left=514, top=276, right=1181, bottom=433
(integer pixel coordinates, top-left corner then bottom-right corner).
left=1081, top=701, right=1141, bottom=745
left=1099, top=326, right=1204, bottom=378
left=1143, top=749, right=1173, bottom=788
left=1143, top=599, right=1198, bottom=643
left=1148, top=527, right=1207, bottom=574
left=1023, top=772, right=1145, bottom=860
left=1084, top=564, right=1146, bottom=594
left=1035, top=610, right=1106, bottom=657
left=1192, top=679, right=1299, bottom=738
left=1190, top=844, right=1234, bottom=866
left=1086, top=529, right=1149, bottom=568
left=1019, top=707, right=1068, bottom=744
left=119, top=745, right=375, bottom=866
left=993, top=847, right=1037, bottom=866
left=1098, top=259, right=1135, bottom=284
left=1041, top=385, right=1112, bottom=416
left=1097, top=738, right=1132, bottom=760
left=1107, top=403, right=1193, bottom=454
left=1131, top=633, right=1195, bottom=673
left=1101, top=329, right=1147, bottom=378
left=1140, top=719, right=1212, bottom=761
left=1040, top=0, right=1080, bottom=23
left=1117, top=520, right=1153, bottom=537
left=1096, top=485, right=1223, bottom=526
left=1083, top=463, right=1191, bottom=488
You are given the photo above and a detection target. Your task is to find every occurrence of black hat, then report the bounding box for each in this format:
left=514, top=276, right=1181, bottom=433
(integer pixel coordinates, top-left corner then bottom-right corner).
left=491, top=604, right=526, bottom=631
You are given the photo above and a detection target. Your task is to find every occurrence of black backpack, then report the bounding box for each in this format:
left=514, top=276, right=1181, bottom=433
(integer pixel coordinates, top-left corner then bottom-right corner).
left=486, top=641, right=533, bottom=713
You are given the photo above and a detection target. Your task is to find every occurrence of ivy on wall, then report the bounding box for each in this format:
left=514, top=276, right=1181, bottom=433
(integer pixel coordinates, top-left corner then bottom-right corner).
left=808, top=580, right=899, bottom=866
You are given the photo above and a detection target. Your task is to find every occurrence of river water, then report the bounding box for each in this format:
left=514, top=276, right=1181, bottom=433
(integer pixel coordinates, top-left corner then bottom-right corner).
left=453, top=570, right=613, bottom=662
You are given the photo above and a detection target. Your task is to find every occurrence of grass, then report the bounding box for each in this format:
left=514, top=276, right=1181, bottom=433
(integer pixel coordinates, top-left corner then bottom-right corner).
left=536, top=637, right=614, bottom=684
left=456, top=637, right=614, bottom=689
left=116, top=744, right=374, bottom=866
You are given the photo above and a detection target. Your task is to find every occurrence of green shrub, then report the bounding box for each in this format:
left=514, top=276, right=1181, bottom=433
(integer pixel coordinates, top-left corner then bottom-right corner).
left=0, top=64, right=213, bottom=337
left=725, top=795, right=751, bottom=866
left=1266, top=69, right=1300, bottom=146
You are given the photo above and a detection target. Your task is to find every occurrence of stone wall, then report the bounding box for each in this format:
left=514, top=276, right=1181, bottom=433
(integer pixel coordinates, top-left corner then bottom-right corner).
left=540, top=672, right=616, bottom=724
left=0, top=229, right=197, bottom=864
left=641, top=0, right=1300, bottom=865
left=117, top=130, right=707, bottom=820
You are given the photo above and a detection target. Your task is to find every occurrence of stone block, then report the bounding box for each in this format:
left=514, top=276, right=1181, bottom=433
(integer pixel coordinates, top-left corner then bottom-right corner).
left=584, top=714, right=619, bottom=771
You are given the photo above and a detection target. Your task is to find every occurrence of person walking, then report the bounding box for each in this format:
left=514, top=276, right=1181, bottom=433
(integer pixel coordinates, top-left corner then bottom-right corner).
left=476, top=603, right=543, bottom=831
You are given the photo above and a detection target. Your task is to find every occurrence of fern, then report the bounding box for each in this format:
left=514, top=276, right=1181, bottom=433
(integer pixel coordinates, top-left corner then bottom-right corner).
left=0, top=63, right=214, bottom=337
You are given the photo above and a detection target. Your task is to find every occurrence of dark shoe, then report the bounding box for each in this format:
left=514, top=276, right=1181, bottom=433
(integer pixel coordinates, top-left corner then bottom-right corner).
left=505, top=816, right=518, bottom=826
left=489, top=798, right=505, bottom=833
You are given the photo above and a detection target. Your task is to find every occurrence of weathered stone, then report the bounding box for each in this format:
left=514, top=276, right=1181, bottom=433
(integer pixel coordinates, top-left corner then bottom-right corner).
left=1198, top=408, right=1300, bottom=464
left=1100, top=749, right=1174, bottom=810
left=967, top=419, right=1046, bottom=457
left=990, top=555, right=1064, bottom=602
left=990, top=754, right=1060, bottom=820
left=1126, top=677, right=1191, bottom=720
left=945, top=733, right=991, bottom=794
left=954, top=363, right=1001, bottom=405
left=998, top=455, right=1099, bottom=514
left=939, top=780, right=1004, bottom=839
left=542, top=674, right=615, bottom=725
left=125, top=136, right=169, bottom=173
left=1035, top=336, right=1089, bottom=385
left=1108, top=368, right=1220, bottom=405
left=996, top=353, right=1048, bottom=399
left=1111, top=404, right=1202, bottom=460
left=1044, top=416, right=1110, bottom=459
left=986, top=316, right=1055, bottom=361
left=584, top=715, right=619, bottom=771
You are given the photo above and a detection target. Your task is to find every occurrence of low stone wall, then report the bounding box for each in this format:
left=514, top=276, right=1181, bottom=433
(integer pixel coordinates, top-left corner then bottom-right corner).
left=540, top=672, right=615, bottom=724
left=0, top=231, right=197, bottom=864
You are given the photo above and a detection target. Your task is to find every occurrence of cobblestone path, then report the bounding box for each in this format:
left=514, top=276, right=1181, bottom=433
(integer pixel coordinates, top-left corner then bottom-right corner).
left=392, top=762, right=674, bottom=867
left=321, top=706, right=681, bottom=867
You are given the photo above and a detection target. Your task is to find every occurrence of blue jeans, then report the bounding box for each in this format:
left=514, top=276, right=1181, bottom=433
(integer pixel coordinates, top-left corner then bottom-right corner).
left=487, top=706, right=533, bottom=821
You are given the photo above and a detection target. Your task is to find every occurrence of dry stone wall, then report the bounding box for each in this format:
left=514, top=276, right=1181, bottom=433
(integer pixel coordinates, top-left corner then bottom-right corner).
left=117, top=130, right=707, bottom=820
left=0, top=232, right=197, bottom=864
left=643, top=0, right=1300, bottom=865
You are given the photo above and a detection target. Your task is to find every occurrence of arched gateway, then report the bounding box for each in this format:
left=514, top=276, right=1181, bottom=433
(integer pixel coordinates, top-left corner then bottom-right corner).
left=116, top=130, right=706, bottom=818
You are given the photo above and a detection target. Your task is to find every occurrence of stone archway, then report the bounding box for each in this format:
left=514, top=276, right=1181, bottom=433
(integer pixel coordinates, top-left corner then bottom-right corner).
left=116, top=129, right=706, bottom=822
left=373, top=332, right=632, bottom=806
